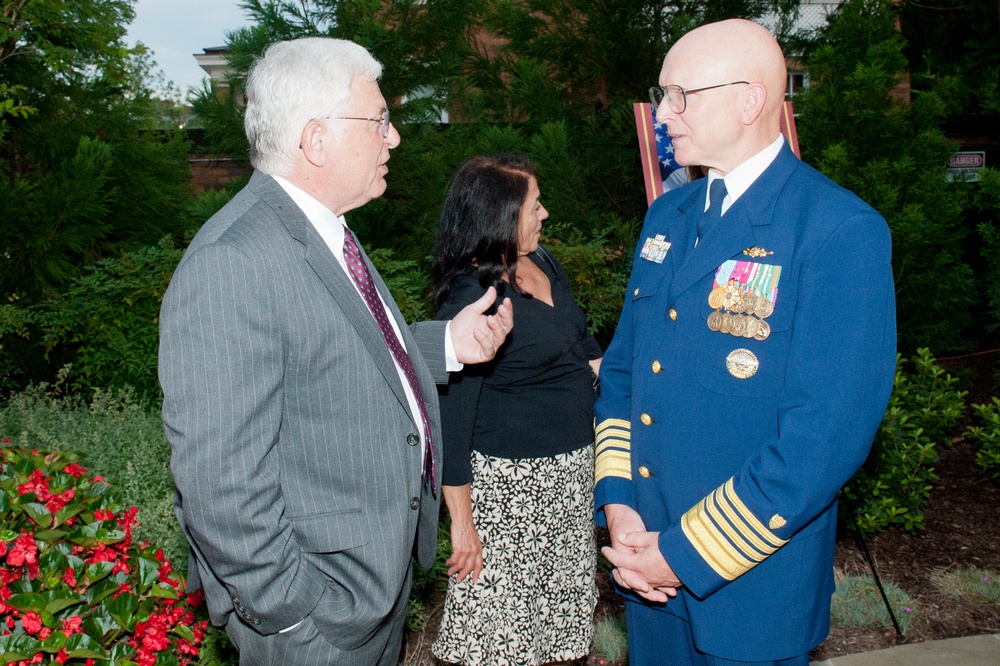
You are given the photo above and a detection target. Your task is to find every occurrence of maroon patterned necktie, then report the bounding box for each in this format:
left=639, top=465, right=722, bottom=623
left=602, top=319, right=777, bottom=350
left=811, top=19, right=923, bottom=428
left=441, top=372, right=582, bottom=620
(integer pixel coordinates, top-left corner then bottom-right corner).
left=342, top=227, right=436, bottom=495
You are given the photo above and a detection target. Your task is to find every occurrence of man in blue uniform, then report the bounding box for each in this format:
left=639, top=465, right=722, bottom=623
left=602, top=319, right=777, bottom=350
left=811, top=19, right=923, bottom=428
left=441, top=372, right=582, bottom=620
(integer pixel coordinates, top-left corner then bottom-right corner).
left=596, top=19, right=896, bottom=665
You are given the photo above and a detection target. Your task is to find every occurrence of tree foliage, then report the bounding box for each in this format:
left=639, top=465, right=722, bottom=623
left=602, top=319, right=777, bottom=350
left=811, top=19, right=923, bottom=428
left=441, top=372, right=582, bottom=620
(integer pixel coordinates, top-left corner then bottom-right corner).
left=795, top=0, right=974, bottom=352
left=0, top=0, right=191, bottom=303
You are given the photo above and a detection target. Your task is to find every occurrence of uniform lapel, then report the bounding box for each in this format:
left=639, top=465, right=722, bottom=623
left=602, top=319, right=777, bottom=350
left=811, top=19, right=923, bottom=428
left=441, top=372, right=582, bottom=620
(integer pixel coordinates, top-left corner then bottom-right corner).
left=666, top=145, right=798, bottom=304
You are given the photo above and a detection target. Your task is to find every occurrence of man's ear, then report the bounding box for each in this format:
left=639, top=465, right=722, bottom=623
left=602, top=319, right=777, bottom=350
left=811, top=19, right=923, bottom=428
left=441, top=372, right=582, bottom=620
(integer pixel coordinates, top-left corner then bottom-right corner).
left=741, top=82, right=768, bottom=126
left=299, top=120, right=329, bottom=167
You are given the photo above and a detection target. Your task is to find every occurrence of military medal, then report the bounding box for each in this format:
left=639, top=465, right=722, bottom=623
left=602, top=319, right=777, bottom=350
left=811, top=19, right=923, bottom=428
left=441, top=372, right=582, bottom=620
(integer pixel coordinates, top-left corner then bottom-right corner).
left=706, top=261, right=782, bottom=340
left=726, top=348, right=759, bottom=379
left=708, top=287, right=726, bottom=310
left=754, top=297, right=774, bottom=319
left=730, top=315, right=748, bottom=337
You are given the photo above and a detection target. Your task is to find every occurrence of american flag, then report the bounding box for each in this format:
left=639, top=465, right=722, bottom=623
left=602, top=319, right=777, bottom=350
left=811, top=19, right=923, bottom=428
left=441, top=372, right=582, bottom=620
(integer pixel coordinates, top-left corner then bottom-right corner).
left=652, top=106, right=682, bottom=179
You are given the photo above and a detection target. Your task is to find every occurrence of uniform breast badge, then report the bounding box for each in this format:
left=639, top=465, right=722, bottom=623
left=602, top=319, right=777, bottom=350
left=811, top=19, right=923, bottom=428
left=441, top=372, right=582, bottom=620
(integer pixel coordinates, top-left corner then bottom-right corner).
left=706, top=260, right=781, bottom=343
left=726, top=348, right=759, bottom=379
left=639, top=234, right=672, bottom=264
left=743, top=246, right=774, bottom=258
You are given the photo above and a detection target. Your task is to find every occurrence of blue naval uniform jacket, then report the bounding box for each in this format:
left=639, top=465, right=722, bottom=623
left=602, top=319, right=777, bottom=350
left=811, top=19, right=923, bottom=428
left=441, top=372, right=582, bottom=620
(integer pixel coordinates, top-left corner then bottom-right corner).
left=594, top=144, right=896, bottom=661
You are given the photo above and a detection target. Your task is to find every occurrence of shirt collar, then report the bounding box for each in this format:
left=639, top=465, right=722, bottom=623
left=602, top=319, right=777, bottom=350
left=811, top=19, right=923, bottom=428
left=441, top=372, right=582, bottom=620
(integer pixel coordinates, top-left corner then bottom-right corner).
left=706, top=134, right=785, bottom=212
left=273, top=175, right=348, bottom=256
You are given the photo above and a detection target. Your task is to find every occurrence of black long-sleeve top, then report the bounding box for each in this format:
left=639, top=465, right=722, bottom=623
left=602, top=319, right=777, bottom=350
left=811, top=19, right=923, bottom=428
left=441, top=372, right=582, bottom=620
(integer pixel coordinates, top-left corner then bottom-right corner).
left=435, top=248, right=603, bottom=486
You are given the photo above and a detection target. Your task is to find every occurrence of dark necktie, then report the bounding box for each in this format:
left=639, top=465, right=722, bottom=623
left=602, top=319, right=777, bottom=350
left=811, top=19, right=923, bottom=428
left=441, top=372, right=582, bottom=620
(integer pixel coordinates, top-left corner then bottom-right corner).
left=698, top=178, right=728, bottom=242
left=342, top=227, right=436, bottom=495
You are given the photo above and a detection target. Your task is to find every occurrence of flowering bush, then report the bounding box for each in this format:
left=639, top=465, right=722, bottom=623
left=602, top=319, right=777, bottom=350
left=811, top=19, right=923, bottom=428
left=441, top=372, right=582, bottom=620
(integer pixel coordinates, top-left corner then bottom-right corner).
left=0, top=445, right=206, bottom=665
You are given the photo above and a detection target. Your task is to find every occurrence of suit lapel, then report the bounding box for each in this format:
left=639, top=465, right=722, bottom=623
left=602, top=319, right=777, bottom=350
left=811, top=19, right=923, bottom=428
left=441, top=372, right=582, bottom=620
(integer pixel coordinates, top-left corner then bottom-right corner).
left=250, top=174, right=414, bottom=416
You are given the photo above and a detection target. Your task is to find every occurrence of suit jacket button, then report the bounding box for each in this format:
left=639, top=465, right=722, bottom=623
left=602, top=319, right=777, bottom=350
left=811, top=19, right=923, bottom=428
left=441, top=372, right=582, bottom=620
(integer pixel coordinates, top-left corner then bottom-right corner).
left=640, top=413, right=653, bottom=426
left=406, top=433, right=419, bottom=446
left=651, top=360, right=662, bottom=374
left=638, top=466, right=651, bottom=478
left=668, top=307, right=677, bottom=320
left=634, top=288, right=640, bottom=296
left=410, top=497, right=420, bottom=510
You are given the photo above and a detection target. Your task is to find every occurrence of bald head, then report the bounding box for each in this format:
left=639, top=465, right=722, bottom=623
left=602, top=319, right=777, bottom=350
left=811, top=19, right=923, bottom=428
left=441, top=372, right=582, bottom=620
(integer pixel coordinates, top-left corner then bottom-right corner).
left=657, top=19, right=786, bottom=174
left=674, top=19, right=786, bottom=122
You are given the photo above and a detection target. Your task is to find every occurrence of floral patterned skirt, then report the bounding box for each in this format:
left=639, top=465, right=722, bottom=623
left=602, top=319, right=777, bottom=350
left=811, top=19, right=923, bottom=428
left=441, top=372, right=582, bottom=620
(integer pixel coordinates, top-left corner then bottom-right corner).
left=432, top=445, right=598, bottom=666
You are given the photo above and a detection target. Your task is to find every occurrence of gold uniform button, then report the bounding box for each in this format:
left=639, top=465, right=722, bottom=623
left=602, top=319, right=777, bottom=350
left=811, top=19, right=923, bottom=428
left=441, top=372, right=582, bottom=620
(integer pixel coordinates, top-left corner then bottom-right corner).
left=668, top=307, right=677, bottom=321
left=640, top=413, right=653, bottom=426
left=651, top=360, right=662, bottom=374
left=638, top=466, right=651, bottom=478
left=634, top=288, right=640, bottom=296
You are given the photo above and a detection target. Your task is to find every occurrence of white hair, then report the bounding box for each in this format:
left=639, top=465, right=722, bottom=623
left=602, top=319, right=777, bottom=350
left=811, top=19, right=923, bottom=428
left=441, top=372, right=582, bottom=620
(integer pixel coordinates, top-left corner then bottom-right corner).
left=244, top=37, right=383, bottom=176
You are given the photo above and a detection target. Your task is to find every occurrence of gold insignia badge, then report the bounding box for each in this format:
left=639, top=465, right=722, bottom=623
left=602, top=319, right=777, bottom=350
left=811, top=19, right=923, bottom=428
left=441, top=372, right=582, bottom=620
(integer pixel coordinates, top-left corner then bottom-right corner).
left=743, top=246, right=774, bottom=258
left=769, top=514, right=787, bottom=530
left=725, top=348, right=759, bottom=379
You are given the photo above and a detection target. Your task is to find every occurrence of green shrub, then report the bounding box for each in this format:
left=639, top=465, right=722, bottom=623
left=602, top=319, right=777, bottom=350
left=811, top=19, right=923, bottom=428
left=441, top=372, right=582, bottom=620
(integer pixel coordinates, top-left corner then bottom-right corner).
left=966, top=397, right=1000, bottom=479
left=15, top=240, right=184, bottom=403
left=591, top=612, right=629, bottom=665
left=831, top=575, right=916, bottom=634
left=842, top=349, right=967, bottom=535
left=931, top=567, right=1000, bottom=606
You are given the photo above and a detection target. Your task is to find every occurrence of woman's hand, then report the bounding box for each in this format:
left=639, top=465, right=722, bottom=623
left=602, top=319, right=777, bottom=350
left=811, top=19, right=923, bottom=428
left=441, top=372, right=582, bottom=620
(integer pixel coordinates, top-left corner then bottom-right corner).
left=443, top=484, right=484, bottom=583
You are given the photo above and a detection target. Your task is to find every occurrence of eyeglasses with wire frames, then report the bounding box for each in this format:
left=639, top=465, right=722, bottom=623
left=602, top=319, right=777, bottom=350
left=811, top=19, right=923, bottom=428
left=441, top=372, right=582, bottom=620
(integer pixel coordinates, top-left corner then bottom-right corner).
left=649, top=81, right=749, bottom=114
left=334, top=108, right=391, bottom=137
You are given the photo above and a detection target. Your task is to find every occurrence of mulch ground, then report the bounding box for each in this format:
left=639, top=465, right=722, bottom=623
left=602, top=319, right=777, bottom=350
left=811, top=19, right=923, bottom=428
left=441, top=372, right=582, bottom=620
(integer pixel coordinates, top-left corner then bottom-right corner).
left=403, top=350, right=1000, bottom=664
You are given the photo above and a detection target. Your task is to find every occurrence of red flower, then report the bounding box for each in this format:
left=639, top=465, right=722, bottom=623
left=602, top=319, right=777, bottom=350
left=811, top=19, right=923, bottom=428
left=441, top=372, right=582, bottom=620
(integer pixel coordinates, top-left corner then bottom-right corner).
left=60, top=616, right=83, bottom=635
left=112, top=583, right=133, bottom=599
left=93, top=509, right=115, bottom=521
left=20, top=611, right=42, bottom=634
left=177, top=638, right=199, bottom=656
left=62, top=567, right=77, bottom=587
left=0, top=542, right=7, bottom=558
left=7, top=532, right=39, bottom=579
left=54, top=648, right=69, bottom=664
left=38, top=627, right=50, bottom=639
left=62, top=463, right=87, bottom=477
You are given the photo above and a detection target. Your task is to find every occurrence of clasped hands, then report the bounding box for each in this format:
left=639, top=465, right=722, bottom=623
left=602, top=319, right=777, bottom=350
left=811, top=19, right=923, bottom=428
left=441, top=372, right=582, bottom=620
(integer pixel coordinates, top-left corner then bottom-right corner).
left=450, top=286, right=513, bottom=364
left=602, top=504, right=681, bottom=603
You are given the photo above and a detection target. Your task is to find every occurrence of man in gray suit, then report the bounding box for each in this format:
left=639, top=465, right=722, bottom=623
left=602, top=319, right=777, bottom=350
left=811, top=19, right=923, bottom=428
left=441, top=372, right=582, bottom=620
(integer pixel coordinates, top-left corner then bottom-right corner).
left=159, top=37, right=513, bottom=665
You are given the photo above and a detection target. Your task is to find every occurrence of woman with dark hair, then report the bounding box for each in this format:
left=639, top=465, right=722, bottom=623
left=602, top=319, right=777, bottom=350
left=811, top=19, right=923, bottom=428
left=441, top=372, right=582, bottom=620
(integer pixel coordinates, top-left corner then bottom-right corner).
left=431, top=155, right=601, bottom=665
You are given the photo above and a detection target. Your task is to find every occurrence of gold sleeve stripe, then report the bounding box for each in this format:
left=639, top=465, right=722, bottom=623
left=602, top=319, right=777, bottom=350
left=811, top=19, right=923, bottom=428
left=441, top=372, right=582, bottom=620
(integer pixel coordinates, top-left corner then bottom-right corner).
left=595, top=451, right=632, bottom=482
left=722, top=479, right=787, bottom=549
left=711, top=486, right=778, bottom=557
left=596, top=418, right=631, bottom=435
left=704, top=488, right=770, bottom=562
left=681, top=499, right=747, bottom=580
left=680, top=479, right=791, bottom=581
left=596, top=427, right=631, bottom=445
left=595, top=439, right=630, bottom=456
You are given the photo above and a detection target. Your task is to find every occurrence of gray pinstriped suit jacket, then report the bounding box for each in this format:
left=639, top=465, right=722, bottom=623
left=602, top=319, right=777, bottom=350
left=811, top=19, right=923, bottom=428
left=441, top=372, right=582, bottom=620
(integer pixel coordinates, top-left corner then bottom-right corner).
left=159, top=171, right=445, bottom=651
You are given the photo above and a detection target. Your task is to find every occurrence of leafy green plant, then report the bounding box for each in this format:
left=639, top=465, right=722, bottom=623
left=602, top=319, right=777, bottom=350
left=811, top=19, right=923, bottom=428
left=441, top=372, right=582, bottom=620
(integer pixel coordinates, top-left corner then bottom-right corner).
left=23, top=240, right=184, bottom=403
left=831, top=575, right=916, bottom=634
left=0, top=446, right=206, bottom=664
left=842, top=349, right=967, bottom=535
left=966, top=397, right=1000, bottom=479
left=0, top=383, right=183, bottom=570
left=930, top=567, right=1000, bottom=606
